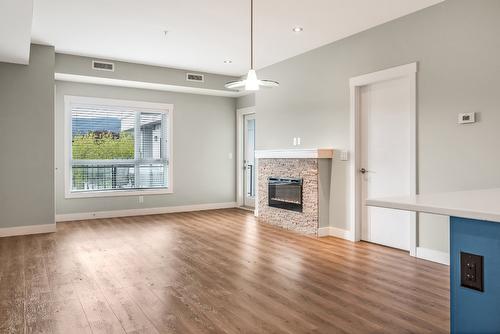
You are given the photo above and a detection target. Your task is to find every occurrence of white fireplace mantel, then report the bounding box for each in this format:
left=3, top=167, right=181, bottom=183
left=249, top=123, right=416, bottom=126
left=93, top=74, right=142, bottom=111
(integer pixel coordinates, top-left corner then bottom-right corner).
left=254, top=148, right=334, bottom=159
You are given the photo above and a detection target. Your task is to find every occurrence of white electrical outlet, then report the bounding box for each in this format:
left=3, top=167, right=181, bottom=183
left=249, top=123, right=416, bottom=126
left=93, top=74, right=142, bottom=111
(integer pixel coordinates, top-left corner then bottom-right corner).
left=228, top=153, right=233, bottom=159
left=297, top=137, right=301, bottom=145
left=458, top=112, right=476, bottom=124
left=139, top=196, right=144, bottom=203
left=293, top=137, right=297, bottom=146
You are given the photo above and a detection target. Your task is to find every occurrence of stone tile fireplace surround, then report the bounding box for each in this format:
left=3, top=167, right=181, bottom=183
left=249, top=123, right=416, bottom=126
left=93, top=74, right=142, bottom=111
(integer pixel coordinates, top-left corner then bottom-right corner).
left=255, top=149, right=333, bottom=236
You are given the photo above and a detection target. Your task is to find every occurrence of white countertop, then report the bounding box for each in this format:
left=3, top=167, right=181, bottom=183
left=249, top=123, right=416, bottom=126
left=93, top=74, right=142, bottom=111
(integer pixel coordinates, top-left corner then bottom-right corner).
left=366, top=188, right=500, bottom=222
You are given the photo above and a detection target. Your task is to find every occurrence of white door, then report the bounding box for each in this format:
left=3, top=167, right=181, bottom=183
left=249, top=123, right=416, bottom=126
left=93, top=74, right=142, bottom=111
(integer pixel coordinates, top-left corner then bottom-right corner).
left=360, top=76, right=413, bottom=251
left=243, top=114, right=256, bottom=207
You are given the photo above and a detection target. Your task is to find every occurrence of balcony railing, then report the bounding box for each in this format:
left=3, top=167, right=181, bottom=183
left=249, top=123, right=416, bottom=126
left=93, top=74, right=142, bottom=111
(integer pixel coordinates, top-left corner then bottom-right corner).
left=72, top=164, right=166, bottom=192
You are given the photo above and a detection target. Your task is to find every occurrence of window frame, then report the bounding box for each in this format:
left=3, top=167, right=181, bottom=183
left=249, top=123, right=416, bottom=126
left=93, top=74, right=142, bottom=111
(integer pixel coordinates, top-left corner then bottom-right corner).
left=64, top=95, right=174, bottom=198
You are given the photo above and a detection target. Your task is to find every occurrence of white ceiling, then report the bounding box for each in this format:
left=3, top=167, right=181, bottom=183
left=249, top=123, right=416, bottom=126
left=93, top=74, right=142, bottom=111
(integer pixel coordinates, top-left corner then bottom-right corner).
left=29, top=0, right=444, bottom=76
left=0, top=0, right=33, bottom=64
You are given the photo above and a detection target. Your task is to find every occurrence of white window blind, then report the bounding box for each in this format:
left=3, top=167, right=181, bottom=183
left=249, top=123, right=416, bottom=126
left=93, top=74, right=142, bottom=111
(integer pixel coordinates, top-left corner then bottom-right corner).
left=67, top=97, right=171, bottom=195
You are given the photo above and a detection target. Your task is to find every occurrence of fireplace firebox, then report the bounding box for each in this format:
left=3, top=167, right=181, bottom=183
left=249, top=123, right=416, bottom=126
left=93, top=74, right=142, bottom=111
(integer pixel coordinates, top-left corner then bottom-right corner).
left=268, top=177, right=303, bottom=212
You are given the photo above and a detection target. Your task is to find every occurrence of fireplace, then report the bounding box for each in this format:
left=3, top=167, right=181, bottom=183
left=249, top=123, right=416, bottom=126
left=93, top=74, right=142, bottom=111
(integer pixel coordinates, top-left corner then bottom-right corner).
left=268, top=177, right=303, bottom=212
left=256, top=149, right=333, bottom=235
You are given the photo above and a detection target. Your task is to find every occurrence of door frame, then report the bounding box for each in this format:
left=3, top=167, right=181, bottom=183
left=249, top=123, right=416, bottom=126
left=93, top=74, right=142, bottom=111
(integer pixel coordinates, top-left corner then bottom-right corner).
left=236, top=106, right=256, bottom=208
left=349, top=62, right=418, bottom=256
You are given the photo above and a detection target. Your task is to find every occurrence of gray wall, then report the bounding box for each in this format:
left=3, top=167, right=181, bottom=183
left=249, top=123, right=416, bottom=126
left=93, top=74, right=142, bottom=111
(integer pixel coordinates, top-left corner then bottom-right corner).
left=55, top=81, right=236, bottom=215
left=56, top=54, right=238, bottom=91
left=236, top=93, right=255, bottom=109
left=253, top=0, right=500, bottom=252
left=0, top=44, right=55, bottom=228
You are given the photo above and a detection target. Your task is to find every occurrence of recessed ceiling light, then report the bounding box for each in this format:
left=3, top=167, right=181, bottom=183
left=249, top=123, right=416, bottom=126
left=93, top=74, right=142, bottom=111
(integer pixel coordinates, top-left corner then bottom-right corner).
left=292, top=26, right=303, bottom=33
left=224, top=60, right=232, bottom=64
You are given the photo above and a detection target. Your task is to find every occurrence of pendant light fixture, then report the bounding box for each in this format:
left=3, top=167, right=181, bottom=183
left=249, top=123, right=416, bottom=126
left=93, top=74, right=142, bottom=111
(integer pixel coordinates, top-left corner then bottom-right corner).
left=224, top=0, right=279, bottom=91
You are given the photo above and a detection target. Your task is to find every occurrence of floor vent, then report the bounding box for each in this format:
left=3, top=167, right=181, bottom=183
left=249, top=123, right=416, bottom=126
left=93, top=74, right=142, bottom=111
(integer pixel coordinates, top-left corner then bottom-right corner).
left=186, top=73, right=204, bottom=82
left=92, top=60, right=115, bottom=72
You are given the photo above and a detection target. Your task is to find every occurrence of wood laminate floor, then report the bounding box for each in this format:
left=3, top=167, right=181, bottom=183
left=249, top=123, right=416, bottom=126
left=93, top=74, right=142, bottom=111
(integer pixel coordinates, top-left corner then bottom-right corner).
left=0, top=209, right=449, bottom=334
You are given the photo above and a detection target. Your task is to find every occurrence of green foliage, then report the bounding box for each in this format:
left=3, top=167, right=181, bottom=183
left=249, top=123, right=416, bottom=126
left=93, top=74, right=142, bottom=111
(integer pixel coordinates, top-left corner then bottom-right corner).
left=72, top=131, right=134, bottom=160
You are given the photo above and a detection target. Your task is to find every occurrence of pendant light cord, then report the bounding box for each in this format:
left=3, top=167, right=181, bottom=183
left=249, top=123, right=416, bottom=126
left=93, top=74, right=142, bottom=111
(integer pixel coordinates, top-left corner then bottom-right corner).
left=250, top=0, right=254, bottom=70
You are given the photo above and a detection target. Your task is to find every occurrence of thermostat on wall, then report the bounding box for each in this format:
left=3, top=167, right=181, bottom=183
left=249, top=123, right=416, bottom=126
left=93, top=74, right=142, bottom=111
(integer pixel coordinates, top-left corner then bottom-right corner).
left=458, top=112, right=476, bottom=124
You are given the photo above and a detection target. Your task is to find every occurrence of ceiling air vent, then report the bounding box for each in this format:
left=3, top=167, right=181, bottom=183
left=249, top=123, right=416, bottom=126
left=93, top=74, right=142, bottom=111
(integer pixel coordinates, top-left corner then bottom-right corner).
left=92, top=60, right=115, bottom=72
left=186, top=73, right=204, bottom=82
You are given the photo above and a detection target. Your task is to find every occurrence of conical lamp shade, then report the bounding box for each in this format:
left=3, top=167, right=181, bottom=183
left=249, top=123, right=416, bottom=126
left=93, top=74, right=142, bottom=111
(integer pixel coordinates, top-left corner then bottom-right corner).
left=244, top=69, right=260, bottom=91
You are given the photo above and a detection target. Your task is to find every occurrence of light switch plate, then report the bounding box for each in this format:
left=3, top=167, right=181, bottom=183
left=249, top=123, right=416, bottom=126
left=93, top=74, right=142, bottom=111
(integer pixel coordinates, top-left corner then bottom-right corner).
left=340, top=150, right=349, bottom=161
left=458, top=112, right=475, bottom=124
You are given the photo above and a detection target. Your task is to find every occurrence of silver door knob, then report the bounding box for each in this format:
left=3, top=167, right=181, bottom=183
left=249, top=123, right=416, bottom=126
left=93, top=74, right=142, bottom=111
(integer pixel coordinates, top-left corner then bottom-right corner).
left=360, top=168, right=367, bottom=174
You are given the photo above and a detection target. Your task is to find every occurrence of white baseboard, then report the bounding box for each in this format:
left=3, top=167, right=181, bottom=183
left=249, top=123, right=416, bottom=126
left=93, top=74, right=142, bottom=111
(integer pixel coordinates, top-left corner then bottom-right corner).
left=237, top=206, right=255, bottom=213
left=317, top=226, right=351, bottom=240
left=416, top=247, right=449, bottom=265
left=317, top=227, right=330, bottom=237
left=55, top=202, right=238, bottom=222
left=0, top=224, right=56, bottom=238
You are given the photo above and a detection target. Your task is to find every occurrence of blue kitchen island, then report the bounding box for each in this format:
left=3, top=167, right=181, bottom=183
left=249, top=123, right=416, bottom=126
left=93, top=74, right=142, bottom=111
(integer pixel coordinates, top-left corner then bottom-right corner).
left=367, top=188, right=500, bottom=334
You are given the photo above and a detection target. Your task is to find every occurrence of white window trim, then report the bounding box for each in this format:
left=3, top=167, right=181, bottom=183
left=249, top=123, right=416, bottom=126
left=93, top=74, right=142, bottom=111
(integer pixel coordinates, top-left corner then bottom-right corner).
left=64, top=95, right=174, bottom=199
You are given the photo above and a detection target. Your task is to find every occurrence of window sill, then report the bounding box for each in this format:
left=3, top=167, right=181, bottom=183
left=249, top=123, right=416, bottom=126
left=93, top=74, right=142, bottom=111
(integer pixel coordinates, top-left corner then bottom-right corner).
left=65, top=188, right=173, bottom=199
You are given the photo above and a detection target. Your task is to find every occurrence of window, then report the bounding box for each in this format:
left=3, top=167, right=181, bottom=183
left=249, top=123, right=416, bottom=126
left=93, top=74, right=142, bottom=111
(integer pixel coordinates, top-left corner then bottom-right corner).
left=65, top=96, right=173, bottom=198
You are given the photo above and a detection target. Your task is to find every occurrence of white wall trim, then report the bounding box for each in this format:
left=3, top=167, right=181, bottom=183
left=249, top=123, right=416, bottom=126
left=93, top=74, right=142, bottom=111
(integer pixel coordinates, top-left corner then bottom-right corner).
left=55, top=73, right=246, bottom=97
left=349, top=63, right=417, bottom=87
left=416, top=247, right=450, bottom=265
left=254, top=148, right=334, bottom=159
left=317, top=226, right=351, bottom=240
left=317, top=227, right=330, bottom=237
left=237, top=206, right=255, bottom=212
left=0, top=224, right=56, bottom=238
left=236, top=107, right=256, bottom=207
left=349, top=62, right=418, bottom=256
left=55, top=202, right=237, bottom=222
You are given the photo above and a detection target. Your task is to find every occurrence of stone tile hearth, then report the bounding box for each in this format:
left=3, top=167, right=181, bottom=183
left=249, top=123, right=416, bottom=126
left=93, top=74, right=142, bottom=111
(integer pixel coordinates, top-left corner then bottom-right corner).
left=255, top=149, right=333, bottom=236
left=258, top=158, right=319, bottom=235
